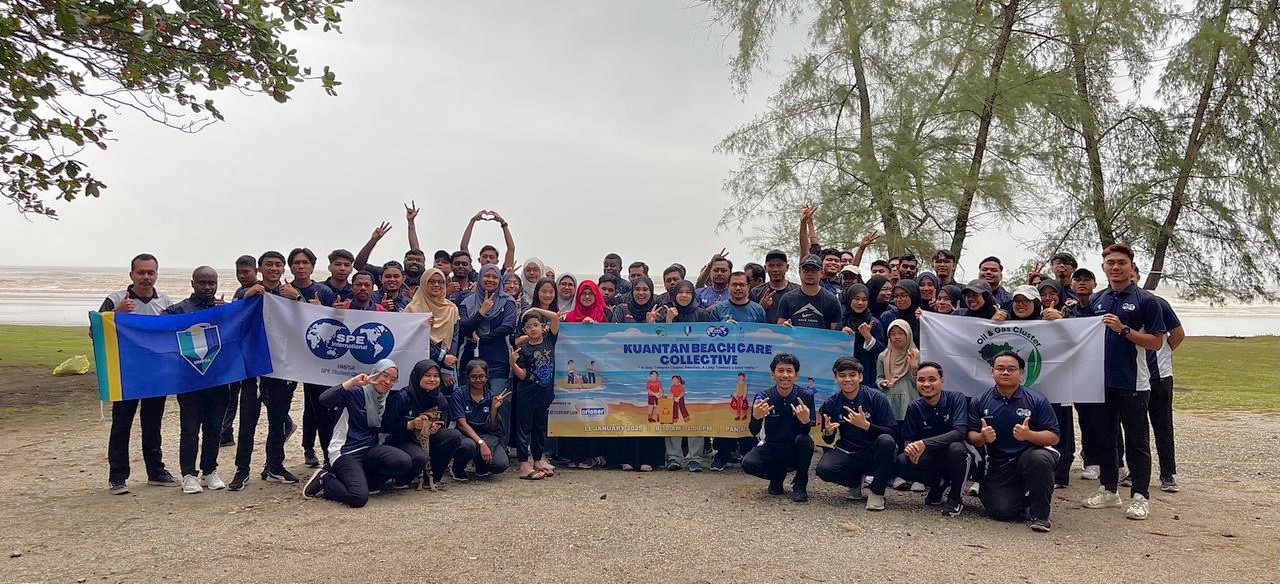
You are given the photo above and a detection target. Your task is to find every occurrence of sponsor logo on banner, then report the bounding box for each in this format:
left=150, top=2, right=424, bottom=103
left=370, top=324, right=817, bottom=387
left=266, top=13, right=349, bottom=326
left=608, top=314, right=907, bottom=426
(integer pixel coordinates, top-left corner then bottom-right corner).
left=304, top=317, right=395, bottom=364
left=975, top=325, right=1044, bottom=387
left=177, top=323, right=221, bottom=375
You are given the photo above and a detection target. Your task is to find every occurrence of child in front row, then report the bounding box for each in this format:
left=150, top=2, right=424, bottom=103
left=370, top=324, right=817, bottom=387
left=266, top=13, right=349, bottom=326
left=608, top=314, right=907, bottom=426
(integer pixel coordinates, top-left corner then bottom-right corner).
left=510, top=308, right=560, bottom=480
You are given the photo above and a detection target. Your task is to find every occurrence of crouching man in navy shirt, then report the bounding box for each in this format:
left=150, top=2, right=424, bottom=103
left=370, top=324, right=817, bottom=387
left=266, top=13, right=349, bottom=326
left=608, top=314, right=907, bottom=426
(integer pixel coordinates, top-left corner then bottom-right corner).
left=814, top=357, right=897, bottom=511
left=967, top=351, right=1061, bottom=533
left=742, top=353, right=817, bottom=502
left=894, top=362, right=971, bottom=517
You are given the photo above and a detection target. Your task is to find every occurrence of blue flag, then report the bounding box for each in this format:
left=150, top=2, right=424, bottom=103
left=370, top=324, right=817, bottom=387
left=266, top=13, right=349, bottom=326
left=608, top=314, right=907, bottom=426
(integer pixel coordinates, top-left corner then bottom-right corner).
left=89, top=296, right=273, bottom=401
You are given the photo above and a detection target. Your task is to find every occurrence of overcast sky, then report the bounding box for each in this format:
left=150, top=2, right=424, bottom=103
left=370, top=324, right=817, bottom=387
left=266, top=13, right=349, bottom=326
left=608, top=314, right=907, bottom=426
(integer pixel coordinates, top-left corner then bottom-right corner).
left=1, top=0, right=1048, bottom=278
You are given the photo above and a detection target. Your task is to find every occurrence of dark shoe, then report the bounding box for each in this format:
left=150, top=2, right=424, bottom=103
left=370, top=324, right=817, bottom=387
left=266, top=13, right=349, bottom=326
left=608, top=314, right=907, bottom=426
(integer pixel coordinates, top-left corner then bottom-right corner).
left=450, top=467, right=470, bottom=483
left=1029, top=518, right=1052, bottom=533
left=767, top=480, right=784, bottom=496
left=925, top=486, right=945, bottom=506
left=264, top=466, right=298, bottom=484
left=688, top=461, right=703, bottom=473
left=108, top=481, right=129, bottom=495
left=665, top=460, right=682, bottom=471
left=304, top=449, right=320, bottom=468
left=944, top=500, right=963, bottom=517
left=303, top=469, right=327, bottom=499
left=710, top=459, right=727, bottom=472
left=1054, top=482, right=1068, bottom=489
left=147, top=470, right=179, bottom=487
left=790, top=486, right=809, bottom=503
left=227, top=470, right=250, bottom=491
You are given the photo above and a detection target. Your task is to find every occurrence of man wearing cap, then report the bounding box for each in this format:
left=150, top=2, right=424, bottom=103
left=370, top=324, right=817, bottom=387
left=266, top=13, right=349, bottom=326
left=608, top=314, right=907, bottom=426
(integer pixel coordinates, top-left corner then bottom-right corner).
left=776, top=254, right=842, bottom=330
left=751, top=250, right=800, bottom=325
left=1065, top=268, right=1097, bottom=319
left=839, top=265, right=861, bottom=289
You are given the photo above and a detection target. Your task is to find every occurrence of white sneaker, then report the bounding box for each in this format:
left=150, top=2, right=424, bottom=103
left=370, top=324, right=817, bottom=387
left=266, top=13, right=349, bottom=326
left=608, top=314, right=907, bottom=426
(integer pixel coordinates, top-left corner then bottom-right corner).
left=846, top=486, right=867, bottom=501
left=910, top=482, right=927, bottom=493
left=1083, top=487, right=1123, bottom=509
left=865, top=493, right=885, bottom=511
left=1126, top=494, right=1150, bottom=520
left=967, top=483, right=980, bottom=497
left=890, top=477, right=907, bottom=490
left=181, top=474, right=203, bottom=494
left=861, top=475, right=872, bottom=487
left=202, top=471, right=226, bottom=491
left=1081, top=465, right=1100, bottom=480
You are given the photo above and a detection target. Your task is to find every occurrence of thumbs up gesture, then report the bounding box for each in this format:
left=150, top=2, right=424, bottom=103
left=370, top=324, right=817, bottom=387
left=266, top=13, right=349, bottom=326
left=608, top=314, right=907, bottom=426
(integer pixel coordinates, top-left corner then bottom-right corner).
left=118, top=297, right=136, bottom=312
left=979, top=418, right=997, bottom=444
left=843, top=405, right=870, bottom=430
left=281, top=281, right=301, bottom=300
left=791, top=401, right=811, bottom=424
left=1013, top=417, right=1033, bottom=442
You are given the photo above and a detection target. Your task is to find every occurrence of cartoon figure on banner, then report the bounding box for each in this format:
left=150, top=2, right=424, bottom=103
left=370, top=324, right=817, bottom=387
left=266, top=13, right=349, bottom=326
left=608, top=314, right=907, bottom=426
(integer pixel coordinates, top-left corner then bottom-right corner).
left=730, top=372, right=749, bottom=420
left=670, top=375, right=690, bottom=423
left=646, top=370, right=664, bottom=423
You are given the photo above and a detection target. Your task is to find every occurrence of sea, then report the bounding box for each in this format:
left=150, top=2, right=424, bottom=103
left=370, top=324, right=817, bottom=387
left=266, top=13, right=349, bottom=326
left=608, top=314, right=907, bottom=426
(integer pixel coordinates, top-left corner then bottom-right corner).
left=0, top=266, right=1277, bottom=337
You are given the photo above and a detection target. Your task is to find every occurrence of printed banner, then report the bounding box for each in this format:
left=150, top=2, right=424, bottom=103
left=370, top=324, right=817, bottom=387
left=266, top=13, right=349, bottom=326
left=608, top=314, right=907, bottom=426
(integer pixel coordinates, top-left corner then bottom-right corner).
left=549, top=322, right=858, bottom=438
left=919, top=312, right=1105, bottom=404
left=261, top=294, right=434, bottom=385
left=89, top=296, right=273, bottom=401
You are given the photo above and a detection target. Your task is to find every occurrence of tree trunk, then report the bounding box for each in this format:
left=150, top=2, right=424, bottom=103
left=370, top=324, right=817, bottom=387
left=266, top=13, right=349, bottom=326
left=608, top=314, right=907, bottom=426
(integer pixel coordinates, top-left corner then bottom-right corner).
left=1061, top=0, right=1115, bottom=248
left=950, top=0, right=1020, bottom=260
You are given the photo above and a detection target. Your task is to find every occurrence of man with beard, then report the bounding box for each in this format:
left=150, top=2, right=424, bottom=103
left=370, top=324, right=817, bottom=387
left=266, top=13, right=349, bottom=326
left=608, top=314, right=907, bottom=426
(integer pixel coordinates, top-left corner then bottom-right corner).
left=342, top=272, right=386, bottom=311
left=696, top=255, right=732, bottom=309
left=897, top=254, right=919, bottom=281
left=750, top=250, right=799, bottom=325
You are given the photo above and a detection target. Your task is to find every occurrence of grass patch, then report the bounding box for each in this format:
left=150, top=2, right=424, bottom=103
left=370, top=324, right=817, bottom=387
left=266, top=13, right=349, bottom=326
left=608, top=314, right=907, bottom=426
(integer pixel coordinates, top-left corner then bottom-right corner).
left=0, top=324, right=94, bottom=370
left=1173, top=336, right=1278, bottom=413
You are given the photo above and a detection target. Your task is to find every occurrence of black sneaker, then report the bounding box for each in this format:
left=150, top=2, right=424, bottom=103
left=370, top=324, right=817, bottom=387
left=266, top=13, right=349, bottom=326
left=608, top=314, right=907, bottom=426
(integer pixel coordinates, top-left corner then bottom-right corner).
left=450, top=468, right=470, bottom=483
left=264, top=466, right=298, bottom=484
left=108, top=481, right=130, bottom=495
left=925, top=486, right=945, bottom=507
left=790, top=486, right=809, bottom=503
left=302, top=469, right=327, bottom=499
left=1054, top=482, right=1068, bottom=489
left=227, top=470, right=250, bottom=491
left=1029, top=518, right=1052, bottom=533
left=767, top=480, right=784, bottom=496
left=710, top=459, right=727, bottom=472
left=304, top=449, right=320, bottom=468
left=665, top=461, right=682, bottom=471
left=147, top=470, right=179, bottom=487
left=944, top=500, right=964, bottom=517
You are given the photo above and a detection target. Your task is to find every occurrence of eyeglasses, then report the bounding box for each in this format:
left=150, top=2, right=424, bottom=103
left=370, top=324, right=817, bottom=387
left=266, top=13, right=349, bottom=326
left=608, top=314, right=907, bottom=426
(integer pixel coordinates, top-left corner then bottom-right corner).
left=993, top=366, right=1020, bottom=373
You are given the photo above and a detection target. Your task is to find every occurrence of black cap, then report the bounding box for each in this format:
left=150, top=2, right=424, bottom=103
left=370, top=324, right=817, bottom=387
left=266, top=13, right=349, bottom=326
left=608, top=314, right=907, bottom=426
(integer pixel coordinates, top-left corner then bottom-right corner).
left=962, top=279, right=991, bottom=294
left=1050, top=252, right=1078, bottom=267
left=765, top=249, right=788, bottom=263
left=799, top=254, right=822, bottom=269
left=1071, top=268, right=1096, bottom=280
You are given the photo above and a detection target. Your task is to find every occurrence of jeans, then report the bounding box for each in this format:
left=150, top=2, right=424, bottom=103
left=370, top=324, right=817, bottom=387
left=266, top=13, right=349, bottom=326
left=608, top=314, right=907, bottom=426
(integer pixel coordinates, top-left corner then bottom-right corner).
left=815, top=434, right=896, bottom=495
left=107, top=396, right=168, bottom=483
left=980, top=447, right=1059, bottom=521
left=742, top=434, right=815, bottom=488
left=322, top=445, right=412, bottom=508
left=177, top=386, right=228, bottom=476
left=665, top=436, right=706, bottom=467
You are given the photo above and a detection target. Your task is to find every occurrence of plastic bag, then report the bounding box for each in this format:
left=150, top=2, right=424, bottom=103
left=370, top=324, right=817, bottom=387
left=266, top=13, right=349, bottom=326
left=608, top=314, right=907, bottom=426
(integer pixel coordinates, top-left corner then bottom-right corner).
left=52, top=355, right=91, bottom=377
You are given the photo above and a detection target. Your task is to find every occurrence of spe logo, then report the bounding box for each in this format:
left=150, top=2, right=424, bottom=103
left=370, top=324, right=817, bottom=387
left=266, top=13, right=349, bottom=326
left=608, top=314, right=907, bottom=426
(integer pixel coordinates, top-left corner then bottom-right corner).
left=304, top=318, right=395, bottom=364
left=705, top=325, right=730, bottom=338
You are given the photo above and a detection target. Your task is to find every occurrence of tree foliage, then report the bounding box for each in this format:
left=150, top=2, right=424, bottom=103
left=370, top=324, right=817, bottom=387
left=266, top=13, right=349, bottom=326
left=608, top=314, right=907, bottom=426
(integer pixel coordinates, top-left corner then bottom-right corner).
left=0, top=0, right=348, bottom=217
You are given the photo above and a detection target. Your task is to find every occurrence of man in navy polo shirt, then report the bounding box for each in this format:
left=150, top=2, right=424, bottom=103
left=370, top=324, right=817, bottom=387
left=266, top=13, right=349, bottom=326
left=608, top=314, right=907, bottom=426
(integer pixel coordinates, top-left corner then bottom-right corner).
left=894, top=362, right=971, bottom=516
left=222, top=254, right=261, bottom=447
left=968, top=351, right=1060, bottom=532
left=286, top=247, right=337, bottom=469
left=322, top=249, right=355, bottom=304
left=978, top=256, right=1013, bottom=307
left=742, top=353, right=816, bottom=502
left=1079, top=243, right=1166, bottom=521
left=373, top=263, right=412, bottom=311
left=814, top=357, right=897, bottom=511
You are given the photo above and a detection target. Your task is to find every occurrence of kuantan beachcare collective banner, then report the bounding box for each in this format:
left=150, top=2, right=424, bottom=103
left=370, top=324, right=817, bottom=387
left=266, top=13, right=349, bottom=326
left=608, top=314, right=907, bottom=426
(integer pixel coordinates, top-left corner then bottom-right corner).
left=549, top=323, right=857, bottom=438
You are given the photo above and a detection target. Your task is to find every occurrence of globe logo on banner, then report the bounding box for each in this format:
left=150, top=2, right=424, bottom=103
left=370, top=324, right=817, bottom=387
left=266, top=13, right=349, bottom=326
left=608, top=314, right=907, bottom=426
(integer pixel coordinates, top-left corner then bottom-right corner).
left=305, top=319, right=396, bottom=364
left=975, top=325, right=1044, bottom=387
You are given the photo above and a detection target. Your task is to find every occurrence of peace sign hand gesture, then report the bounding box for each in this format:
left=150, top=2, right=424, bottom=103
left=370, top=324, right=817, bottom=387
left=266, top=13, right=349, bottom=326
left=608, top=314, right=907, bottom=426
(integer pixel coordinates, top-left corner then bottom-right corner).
left=371, top=221, right=392, bottom=241
left=478, top=292, right=495, bottom=316
left=492, top=389, right=512, bottom=410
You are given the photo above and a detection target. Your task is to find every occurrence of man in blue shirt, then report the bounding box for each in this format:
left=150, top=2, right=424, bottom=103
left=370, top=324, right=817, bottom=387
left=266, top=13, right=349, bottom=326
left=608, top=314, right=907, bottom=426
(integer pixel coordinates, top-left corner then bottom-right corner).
left=742, top=353, right=816, bottom=502
left=894, top=362, right=971, bottom=516
left=1079, top=243, right=1167, bottom=521
left=695, top=255, right=732, bottom=309
left=322, top=249, right=354, bottom=304
left=978, top=256, right=1013, bottom=308
left=707, top=271, right=767, bottom=323
left=814, top=357, right=897, bottom=511
left=967, top=351, right=1061, bottom=532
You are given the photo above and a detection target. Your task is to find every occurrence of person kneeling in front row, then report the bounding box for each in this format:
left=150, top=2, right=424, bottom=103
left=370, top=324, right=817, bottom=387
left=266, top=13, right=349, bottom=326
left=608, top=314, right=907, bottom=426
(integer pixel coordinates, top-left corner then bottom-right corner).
left=814, top=357, right=897, bottom=511
left=303, top=360, right=412, bottom=507
left=968, top=351, right=1061, bottom=532
left=450, top=360, right=511, bottom=480
left=893, top=361, right=971, bottom=516
left=742, top=353, right=816, bottom=502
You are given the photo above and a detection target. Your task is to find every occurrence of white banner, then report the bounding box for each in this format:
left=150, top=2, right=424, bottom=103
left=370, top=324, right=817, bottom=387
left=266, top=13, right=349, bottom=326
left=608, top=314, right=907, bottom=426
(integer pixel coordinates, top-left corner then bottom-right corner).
left=919, top=312, right=1105, bottom=404
left=262, top=294, right=434, bottom=385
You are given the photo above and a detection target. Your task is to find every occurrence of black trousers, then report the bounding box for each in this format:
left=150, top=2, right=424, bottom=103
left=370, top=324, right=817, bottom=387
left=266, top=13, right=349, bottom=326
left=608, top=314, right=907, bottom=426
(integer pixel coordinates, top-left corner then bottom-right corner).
left=514, top=390, right=553, bottom=462
left=221, top=378, right=253, bottom=442
left=742, top=434, right=814, bottom=488
left=107, top=396, right=168, bottom=483
left=301, top=382, right=334, bottom=463
left=712, top=437, right=755, bottom=465
left=604, top=437, right=664, bottom=469
left=815, top=434, right=896, bottom=495
left=177, top=385, right=228, bottom=476
left=1149, top=376, right=1177, bottom=479
left=894, top=441, right=970, bottom=502
left=1082, top=388, right=1152, bottom=497
left=980, top=447, right=1058, bottom=522
left=1052, top=404, right=1076, bottom=485
left=558, top=437, right=603, bottom=462
left=1075, top=402, right=1102, bottom=468
left=455, top=433, right=510, bottom=475
left=322, top=445, right=412, bottom=508
left=386, top=427, right=463, bottom=484
left=234, top=377, right=296, bottom=472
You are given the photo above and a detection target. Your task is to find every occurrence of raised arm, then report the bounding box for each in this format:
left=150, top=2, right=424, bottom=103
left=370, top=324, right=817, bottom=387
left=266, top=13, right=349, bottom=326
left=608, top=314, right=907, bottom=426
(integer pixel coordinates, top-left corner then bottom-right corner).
left=850, top=230, right=879, bottom=267
left=459, top=210, right=484, bottom=253
left=405, top=201, right=421, bottom=253
left=355, top=222, right=392, bottom=270
left=798, top=203, right=815, bottom=256
left=490, top=211, right=516, bottom=272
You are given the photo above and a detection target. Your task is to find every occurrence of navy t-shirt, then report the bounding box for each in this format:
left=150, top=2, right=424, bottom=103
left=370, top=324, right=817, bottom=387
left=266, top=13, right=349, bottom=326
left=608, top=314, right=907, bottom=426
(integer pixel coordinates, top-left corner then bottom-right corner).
left=967, top=385, right=1059, bottom=463
left=1088, top=283, right=1167, bottom=392
left=818, top=387, right=895, bottom=452
left=902, top=390, right=968, bottom=443
left=516, top=333, right=557, bottom=400
left=322, top=279, right=353, bottom=303
left=450, top=387, right=496, bottom=435
left=752, top=385, right=816, bottom=446
left=750, top=281, right=799, bottom=324
left=775, top=287, right=842, bottom=329
left=295, top=281, right=336, bottom=306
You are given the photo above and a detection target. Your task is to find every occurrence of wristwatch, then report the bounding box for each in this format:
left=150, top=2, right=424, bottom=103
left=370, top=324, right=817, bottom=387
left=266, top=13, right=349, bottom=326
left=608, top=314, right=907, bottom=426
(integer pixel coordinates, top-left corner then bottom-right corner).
left=477, top=439, right=486, bottom=445
left=1120, top=325, right=1132, bottom=337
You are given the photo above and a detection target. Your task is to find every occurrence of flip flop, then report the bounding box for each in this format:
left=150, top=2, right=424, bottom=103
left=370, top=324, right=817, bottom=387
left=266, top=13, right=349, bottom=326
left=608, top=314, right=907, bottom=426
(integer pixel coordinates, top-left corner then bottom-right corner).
left=520, top=470, right=547, bottom=480
left=535, top=465, right=556, bottom=477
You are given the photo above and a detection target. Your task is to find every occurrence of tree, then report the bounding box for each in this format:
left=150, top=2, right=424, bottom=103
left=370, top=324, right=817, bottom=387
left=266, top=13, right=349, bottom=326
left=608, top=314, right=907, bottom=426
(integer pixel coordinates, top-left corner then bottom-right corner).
left=1, top=0, right=348, bottom=217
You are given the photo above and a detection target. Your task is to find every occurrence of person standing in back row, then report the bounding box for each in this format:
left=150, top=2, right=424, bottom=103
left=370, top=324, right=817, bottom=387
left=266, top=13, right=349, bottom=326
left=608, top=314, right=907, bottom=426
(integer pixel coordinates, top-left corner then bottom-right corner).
left=102, top=253, right=177, bottom=494
left=164, top=266, right=230, bottom=494
left=775, top=254, right=842, bottom=330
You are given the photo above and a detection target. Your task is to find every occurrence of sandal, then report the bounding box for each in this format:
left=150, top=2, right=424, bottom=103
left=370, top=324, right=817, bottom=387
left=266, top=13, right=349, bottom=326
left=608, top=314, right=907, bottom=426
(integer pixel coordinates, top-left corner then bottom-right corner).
left=579, top=458, right=596, bottom=470
left=535, top=464, right=556, bottom=477
left=520, top=469, right=547, bottom=480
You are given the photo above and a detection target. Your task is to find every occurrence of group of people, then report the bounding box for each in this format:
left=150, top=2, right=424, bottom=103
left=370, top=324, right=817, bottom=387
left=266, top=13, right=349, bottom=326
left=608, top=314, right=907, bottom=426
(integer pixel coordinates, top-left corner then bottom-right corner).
left=101, top=203, right=1185, bottom=532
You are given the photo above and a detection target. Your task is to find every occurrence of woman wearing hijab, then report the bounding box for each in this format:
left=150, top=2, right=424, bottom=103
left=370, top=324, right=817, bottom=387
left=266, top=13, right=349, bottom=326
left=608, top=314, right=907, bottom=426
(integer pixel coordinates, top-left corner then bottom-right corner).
left=406, top=268, right=461, bottom=371
left=840, top=283, right=887, bottom=381
left=1009, top=283, right=1072, bottom=488
left=954, top=279, right=1004, bottom=320
left=555, top=273, right=578, bottom=316
left=875, top=319, right=919, bottom=421
left=1035, top=279, right=1067, bottom=321
left=455, top=264, right=518, bottom=389
left=606, top=276, right=664, bottom=471
left=518, top=258, right=545, bottom=298
left=382, top=359, right=464, bottom=489
left=865, top=275, right=891, bottom=316
left=303, top=360, right=411, bottom=507
left=613, top=275, right=659, bottom=324
left=916, top=272, right=942, bottom=311
left=657, top=279, right=709, bottom=471
left=878, top=280, right=922, bottom=346
left=937, top=284, right=963, bottom=314
left=663, top=280, right=706, bottom=324
left=559, top=280, right=610, bottom=469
